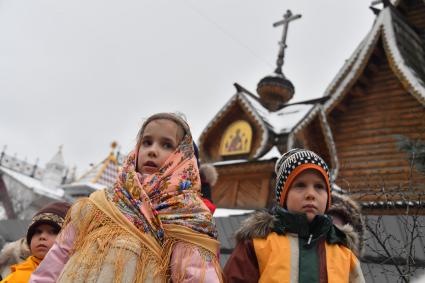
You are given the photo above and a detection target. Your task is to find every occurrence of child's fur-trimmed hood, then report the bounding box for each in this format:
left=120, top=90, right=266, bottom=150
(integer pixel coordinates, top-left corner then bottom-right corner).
left=235, top=210, right=276, bottom=242
left=200, top=164, right=218, bottom=186
left=327, top=191, right=365, bottom=256
left=235, top=208, right=364, bottom=257
left=0, top=238, right=30, bottom=278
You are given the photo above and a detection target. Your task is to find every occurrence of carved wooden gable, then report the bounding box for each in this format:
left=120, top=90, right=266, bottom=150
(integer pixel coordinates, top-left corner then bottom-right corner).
left=199, top=92, right=269, bottom=163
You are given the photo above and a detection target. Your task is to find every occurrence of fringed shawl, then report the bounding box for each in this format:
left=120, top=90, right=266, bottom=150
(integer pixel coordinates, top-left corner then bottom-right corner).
left=59, top=123, right=222, bottom=283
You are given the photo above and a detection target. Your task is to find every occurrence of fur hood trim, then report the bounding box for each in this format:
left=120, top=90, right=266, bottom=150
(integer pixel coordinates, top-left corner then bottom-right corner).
left=200, top=164, right=218, bottom=186
left=235, top=210, right=276, bottom=242
left=328, top=191, right=365, bottom=256
left=0, top=238, right=30, bottom=270
left=235, top=210, right=362, bottom=257
left=334, top=223, right=361, bottom=257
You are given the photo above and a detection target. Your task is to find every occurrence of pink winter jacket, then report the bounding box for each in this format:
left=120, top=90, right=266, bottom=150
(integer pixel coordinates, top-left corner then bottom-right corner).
left=29, top=224, right=220, bottom=283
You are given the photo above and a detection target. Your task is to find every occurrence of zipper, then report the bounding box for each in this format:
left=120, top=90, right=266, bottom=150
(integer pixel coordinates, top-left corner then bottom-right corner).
left=307, top=234, right=313, bottom=245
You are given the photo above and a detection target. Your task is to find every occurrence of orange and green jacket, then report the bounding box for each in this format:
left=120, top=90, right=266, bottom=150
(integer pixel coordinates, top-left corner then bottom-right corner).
left=224, top=208, right=365, bottom=283
left=0, top=256, right=41, bottom=283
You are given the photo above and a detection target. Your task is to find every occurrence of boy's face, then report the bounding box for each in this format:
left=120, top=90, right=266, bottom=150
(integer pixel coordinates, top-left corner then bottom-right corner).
left=30, top=224, right=58, bottom=259
left=137, top=119, right=183, bottom=175
left=285, top=169, right=328, bottom=222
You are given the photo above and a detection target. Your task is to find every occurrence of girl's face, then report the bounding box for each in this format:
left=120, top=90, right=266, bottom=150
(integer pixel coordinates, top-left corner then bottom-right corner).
left=285, top=169, right=328, bottom=222
left=137, top=119, right=183, bottom=175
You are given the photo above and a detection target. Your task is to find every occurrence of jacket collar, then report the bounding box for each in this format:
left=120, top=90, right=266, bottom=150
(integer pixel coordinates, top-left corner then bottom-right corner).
left=272, top=206, right=333, bottom=240
left=236, top=207, right=347, bottom=247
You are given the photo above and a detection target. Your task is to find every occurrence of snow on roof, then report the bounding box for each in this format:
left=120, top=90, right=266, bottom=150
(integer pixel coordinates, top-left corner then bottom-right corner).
left=324, top=7, right=425, bottom=112
left=199, top=87, right=314, bottom=161
left=291, top=6, right=425, bottom=149
left=46, top=146, right=65, bottom=166
left=324, top=17, right=382, bottom=111
left=382, top=8, right=425, bottom=104
left=0, top=152, right=44, bottom=180
left=199, top=92, right=270, bottom=159
left=213, top=208, right=254, bottom=218
left=291, top=104, right=321, bottom=136
left=323, top=39, right=367, bottom=99
left=62, top=182, right=106, bottom=191
left=361, top=200, right=425, bottom=208
left=0, top=166, right=64, bottom=199
left=61, top=182, right=106, bottom=200
left=259, top=145, right=281, bottom=161
left=199, top=95, right=239, bottom=143
left=237, top=93, right=270, bottom=158
left=212, top=159, right=248, bottom=166
left=242, top=92, right=314, bottom=134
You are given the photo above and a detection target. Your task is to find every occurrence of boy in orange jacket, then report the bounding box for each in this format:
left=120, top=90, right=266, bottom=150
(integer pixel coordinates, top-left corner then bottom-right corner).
left=224, top=149, right=365, bottom=283
left=0, top=201, right=70, bottom=283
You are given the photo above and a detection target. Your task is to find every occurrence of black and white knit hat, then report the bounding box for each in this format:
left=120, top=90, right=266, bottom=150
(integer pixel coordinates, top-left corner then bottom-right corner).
left=275, top=148, right=331, bottom=208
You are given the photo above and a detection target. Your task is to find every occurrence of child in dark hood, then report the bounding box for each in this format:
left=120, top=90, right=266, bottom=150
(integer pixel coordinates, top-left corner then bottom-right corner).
left=224, top=148, right=365, bottom=283
left=0, top=201, right=70, bottom=283
left=200, top=163, right=218, bottom=214
left=193, top=142, right=218, bottom=214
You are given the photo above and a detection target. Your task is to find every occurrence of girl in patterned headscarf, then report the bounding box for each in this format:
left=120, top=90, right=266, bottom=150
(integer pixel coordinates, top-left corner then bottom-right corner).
left=30, top=113, right=222, bottom=283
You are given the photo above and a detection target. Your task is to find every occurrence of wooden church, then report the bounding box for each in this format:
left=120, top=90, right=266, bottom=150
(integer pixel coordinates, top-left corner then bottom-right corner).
left=199, top=0, right=425, bottom=215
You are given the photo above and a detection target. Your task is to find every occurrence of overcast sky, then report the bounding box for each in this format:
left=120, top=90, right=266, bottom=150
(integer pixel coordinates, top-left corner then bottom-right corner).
left=0, top=0, right=375, bottom=175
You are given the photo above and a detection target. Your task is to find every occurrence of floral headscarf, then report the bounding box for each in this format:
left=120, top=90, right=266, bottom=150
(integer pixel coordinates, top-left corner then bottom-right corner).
left=108, top=117, right=217, bottom=243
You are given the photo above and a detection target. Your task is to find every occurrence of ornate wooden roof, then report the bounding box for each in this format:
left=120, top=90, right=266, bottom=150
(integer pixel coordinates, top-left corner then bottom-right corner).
left=199, top=88, right=269, bottom=160
left=74, top=148, right=119, bottom=189
left=324, top=5, right=425, bottom=113
left=294, top=2, right=425, bottom=150
left=199, top=84, right=314, bottom=162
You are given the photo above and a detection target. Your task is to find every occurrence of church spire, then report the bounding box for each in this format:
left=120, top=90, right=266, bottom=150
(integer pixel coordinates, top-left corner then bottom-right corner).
left=272, top=10, right=302, bottom=75
left=257, top=9, right=301, bottom=111
left=41, top=145, right=66, bottom=188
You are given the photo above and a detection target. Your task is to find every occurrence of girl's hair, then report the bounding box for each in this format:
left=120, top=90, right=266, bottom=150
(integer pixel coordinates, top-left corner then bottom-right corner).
left=136, top=112, right=191, bottom=148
